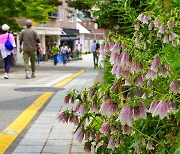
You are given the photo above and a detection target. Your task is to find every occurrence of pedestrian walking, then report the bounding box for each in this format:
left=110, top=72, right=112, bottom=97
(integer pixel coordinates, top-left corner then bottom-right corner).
left=67, top=45, right=71, bottom=61
left=60, top=43, right=68, bottom=65
left=51, top=42, right=59, bottom=65
left=91, top=40, right=99, bottom=68
left=0, top=24, right=16, bottom=79
left=19, top=19, right=42, bottom=79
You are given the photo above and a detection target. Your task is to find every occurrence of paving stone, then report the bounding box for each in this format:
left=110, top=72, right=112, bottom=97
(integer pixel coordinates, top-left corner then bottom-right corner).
left=48, top=133, right=72, bottom=140
left=40, top=111, right=58, bottom=117
left=43, top=107, right=60, bottom=112
left=72, top=140, right=85, bottom=146
left=40, top=112, right=57, bottom=117
left=45, top=139, right=72, bottom=146
left=51, top=128, right=74, bottom=134
left=23, top=133, right=49, bottom=140
left=27, top=128, right=51, bottom=134
left=42, top=145, right=70, bottom=153
left=13, top=145, right=43, bottom=153
left=18, top=139, right=46, bottom=146
left=34, top=118, right=56, bottom=124
left=71, top=145, right=85, bottom=153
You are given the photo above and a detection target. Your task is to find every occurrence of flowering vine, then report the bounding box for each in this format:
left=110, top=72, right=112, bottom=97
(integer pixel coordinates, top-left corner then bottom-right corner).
left=57, top=11, right=180, bottom=154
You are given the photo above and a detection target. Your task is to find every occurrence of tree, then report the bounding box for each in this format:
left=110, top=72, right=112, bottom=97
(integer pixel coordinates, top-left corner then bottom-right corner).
left=66, top=0, right=179, bottom=36
left=0, top=0, right=60, bottom=32
left=66, top=0, right=150, bottom=36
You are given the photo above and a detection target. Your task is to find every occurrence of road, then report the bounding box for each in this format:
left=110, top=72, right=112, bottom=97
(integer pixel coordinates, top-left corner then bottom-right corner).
left=0, top=54, right=94, bottom=133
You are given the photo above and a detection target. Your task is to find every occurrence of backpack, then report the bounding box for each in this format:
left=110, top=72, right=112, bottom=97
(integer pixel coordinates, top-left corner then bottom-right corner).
left=96, top=43, right=100, bottom=50
left=5, top=33, right=14, bottom=51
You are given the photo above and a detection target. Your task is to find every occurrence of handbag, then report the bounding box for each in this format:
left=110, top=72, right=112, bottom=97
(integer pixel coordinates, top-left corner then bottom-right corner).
left=5, top=33, right=14, bottom=50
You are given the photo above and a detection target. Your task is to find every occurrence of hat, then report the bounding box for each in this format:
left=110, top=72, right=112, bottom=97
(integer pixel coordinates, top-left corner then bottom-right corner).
left=26, top=20, right=32, bottom=26
left=2, top=24, right=10, bottom=31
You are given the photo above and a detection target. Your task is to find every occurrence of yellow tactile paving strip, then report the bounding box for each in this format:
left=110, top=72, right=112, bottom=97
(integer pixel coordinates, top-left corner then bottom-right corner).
left=0, top=69, right=85, bottom=154
left=54, top=69, right=85, bottom=87
left=0, top=92, right=53, bottom=154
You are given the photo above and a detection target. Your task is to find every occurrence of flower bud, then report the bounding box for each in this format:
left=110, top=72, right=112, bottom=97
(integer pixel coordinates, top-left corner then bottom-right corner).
left=148, top=23, right=153, bottom=30
left=168, top=100, right=176, bottom=114
left=134, top=75, right=143, bottom=87
left=64, top=94, right=70, bottom=104
left=84, top=142, right=91, bottom=152
left=150, top=55, right=160, bottom=72
left=74, top=127, right=84, bottom=142
left=108, top=137, right=116, bottom=149
left=167, top=18, right=174, bottom=30
left=146, top=69, right=157, bottom=80
left=100, top=122, right=109, bottom=135
left=170, top=81, right=179, bottom=94
left=163, top=35, right=169, bottom=44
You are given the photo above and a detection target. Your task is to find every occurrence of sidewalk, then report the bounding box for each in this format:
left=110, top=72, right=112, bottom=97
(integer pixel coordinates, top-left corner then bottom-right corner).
left=9, top=55, right=100, bottom=154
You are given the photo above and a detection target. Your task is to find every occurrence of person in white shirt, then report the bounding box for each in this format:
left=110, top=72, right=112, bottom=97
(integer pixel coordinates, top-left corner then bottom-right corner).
left=60, top=43, right=68, bottom=64
left=67, top=45, right=71, bottom=61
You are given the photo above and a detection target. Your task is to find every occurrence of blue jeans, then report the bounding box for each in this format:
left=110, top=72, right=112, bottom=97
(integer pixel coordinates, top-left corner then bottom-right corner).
left=53, top=54, right=58, bottom=65
left=4, top=54, right=13, bottom=73
left=36, top=54, right=40, bottom=64
left=93, top=52, right=99, bottom=67
left=62, top=53, right=67, bottom=64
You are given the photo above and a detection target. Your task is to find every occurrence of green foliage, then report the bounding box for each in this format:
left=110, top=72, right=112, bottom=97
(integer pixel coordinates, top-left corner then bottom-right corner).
left=0, top=0, right=58, bottom=32
left=58, top=1, right=180, bottom=154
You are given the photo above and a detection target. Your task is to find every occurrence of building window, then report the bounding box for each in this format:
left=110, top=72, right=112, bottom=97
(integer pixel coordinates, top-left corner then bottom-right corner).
left=68, top=12, right=74, bottom=22
left=49, top=12, right=58, bottom=18
left=59, top=9, right=64, bottom=21
left=49, top=7, right=58, bottom=19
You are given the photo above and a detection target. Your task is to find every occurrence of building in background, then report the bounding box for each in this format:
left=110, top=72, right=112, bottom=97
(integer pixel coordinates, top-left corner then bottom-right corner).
left=76, top=18, right=90, bottom=53
left=8, top=1, right=104, bottom=65
left=59, top=1, right=80, bottom=51
left=15, top=0, right=80, bottom=64
left=76, top=11, right=104, bottom=53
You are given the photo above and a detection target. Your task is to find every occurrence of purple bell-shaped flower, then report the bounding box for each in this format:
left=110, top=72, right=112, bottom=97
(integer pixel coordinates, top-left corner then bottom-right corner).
left=74, top=127, right=85, bottom=142
left=118, top=105, right=133, bottom=126
left=152, top=100, right=169, bottom=119
left=167, top=18, right=174, bottom=30
left=150, top=55, right=160, bottom=72
left=100, top=122, right=109, bottom=135
left=134, top=75, right=144, bottom=87
left=146, top=69, right=157, bottom=80
left=148, top=101, right=159, bottom=113
left=108, top=137, right=116, bottom=149
left=170, top=81, right=179, bottom=94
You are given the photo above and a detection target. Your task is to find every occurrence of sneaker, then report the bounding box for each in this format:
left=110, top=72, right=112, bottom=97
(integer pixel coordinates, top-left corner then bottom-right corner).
left=4, top=73, right=9, bottom=79
left=26, top=71, right=31, bottom=79
left=31, top=74, right=35, bottom=78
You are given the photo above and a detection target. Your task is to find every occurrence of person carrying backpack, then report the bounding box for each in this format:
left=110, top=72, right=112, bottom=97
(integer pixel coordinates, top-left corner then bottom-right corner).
left=0, top=24, right=16, bottom=79
left=91, top=40, right=99, bottom=68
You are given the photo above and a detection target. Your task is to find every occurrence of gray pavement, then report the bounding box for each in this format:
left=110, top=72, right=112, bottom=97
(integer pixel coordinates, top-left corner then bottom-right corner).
left=8, top=54, right=100, bottom=154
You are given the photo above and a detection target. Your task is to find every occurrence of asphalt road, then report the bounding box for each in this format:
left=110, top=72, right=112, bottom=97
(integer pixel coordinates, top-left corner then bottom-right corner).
left=0, top=54, right=94, bottom=133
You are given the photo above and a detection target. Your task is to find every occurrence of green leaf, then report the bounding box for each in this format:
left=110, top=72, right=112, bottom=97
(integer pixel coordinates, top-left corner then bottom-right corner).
left=96, top=145, right=105, bottom=154
left=160, top=148, right=166, bottom=154
left=174, top=146, right=180, bottom=154
left=175, top=105, right=180, bottom=120
left=129, top=142, right=139, bottom=149
left=177, top=130, right=180, bottom=146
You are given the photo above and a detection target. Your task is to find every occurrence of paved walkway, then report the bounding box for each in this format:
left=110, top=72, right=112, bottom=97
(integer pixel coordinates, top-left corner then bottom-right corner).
left=10, top=55, right=99, bottom=154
